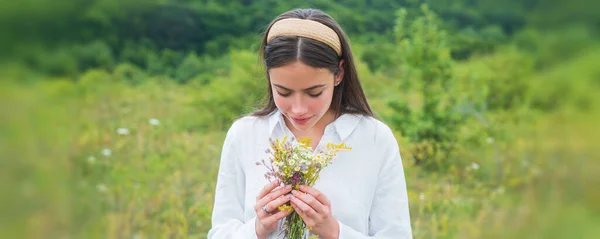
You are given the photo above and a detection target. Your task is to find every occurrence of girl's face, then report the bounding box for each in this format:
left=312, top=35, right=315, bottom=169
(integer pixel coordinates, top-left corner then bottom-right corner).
left=268, top=60, right=343, bottom=132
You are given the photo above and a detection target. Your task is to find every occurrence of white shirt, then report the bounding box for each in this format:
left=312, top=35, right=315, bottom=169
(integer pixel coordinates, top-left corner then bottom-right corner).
left=208, top=109, right=412, bottom=238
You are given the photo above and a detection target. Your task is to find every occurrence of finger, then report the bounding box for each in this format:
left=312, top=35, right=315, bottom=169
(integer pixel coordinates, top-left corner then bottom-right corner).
left=256, top=182, right=279, bottom=201
left=292, top=189, right=327, bottom=215
left=290, top=193, right=319, bottom=219
left=262, top=194, right=292, bottom=216
left=257, top=184, right=292, bottom=208
left=273, top=194, right=293, bottom=209
left=262, top=206, right=293, bottom=226
left=290, top=199, right=314, bottom=227
left=298, top=185, right=330, bottom=206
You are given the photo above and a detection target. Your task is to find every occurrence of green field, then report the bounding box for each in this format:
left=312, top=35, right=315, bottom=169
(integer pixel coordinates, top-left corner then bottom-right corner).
left=1, top=1, right=599, bottom=238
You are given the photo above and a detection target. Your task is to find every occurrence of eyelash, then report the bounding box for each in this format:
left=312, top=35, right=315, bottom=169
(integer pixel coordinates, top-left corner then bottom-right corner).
left=277, top=91, right=323, bottom=98
left=309, top=92, right=323, bottom=98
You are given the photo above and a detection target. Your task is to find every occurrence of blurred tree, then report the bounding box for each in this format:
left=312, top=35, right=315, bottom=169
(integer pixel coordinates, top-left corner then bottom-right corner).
left=130, top=4, right=207, bottom=51
left=388, top=5, right=465, bottom=170
left=3, top=0, right=597, bottom=81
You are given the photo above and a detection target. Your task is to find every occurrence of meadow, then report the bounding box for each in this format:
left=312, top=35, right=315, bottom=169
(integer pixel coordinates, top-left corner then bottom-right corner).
left=1, top=1, right=599, bottom=238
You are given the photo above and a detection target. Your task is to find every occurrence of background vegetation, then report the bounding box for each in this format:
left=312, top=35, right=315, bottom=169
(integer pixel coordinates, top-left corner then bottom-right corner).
left=1, top=0, right=599, bottom=238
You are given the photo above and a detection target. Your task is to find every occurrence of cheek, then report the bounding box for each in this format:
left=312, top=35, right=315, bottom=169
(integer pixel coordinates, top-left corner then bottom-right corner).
left=272, top=92, right=289, bottom=109
left=309, top=91, right=334, bottom=112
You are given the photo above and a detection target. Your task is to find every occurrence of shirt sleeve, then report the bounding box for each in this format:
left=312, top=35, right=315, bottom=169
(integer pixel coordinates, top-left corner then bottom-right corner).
left=207, top=120, right=259, bottom=239
left=338, top=123, right=413, bottom=238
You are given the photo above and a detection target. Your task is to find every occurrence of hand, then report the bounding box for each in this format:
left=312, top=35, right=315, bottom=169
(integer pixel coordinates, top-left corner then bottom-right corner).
left=290, top=185, right=339, bottom=239
left=254, top=182, right=293, bottom=239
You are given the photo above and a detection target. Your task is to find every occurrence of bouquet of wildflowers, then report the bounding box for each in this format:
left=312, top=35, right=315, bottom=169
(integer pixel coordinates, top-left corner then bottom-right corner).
left=257, top=136, right=351, bottom=239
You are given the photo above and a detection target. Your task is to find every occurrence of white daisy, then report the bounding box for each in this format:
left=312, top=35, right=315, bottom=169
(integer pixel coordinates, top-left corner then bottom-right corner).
left=149, top=118, right=160, bottom=126
left=117, top=128, right=129, bottom=135
left=102, top=148, right=112, bottom=157
left=97, top=184, right=108, bottom=192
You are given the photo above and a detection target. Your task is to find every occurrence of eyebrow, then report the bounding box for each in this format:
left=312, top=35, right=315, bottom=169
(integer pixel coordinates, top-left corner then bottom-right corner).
left=273, top=83, right=326, bottom=91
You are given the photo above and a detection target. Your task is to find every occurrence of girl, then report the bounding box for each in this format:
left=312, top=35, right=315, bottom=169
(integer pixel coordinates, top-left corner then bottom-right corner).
left=208, top=8, right=412, bottom=239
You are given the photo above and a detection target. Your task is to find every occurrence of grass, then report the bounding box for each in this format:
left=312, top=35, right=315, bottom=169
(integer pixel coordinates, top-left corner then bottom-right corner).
left=1, top=46, right=598, bottom=238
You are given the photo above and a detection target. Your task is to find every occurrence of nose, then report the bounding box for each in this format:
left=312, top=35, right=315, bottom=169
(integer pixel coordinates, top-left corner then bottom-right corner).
left=289, top=95, right=308, bottom=116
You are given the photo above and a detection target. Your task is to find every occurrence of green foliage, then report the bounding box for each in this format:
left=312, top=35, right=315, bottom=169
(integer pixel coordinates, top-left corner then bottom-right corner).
left=450, top=25, right=507, bottom=60
left=2, top=1, right=600, bottom=238
left=29, top=48, right=79, bottom=76
left=527, top=46, right=600, bottom=112
left=175, top=52, right=205, bottom=84
left=513, top=25, right=597, bottom=69
left=4, top=0, right=575, bottom=66
left=130, top=4, right=208, bottom=51
left=456, top=47, right=535, bottom=111
left=118, top=39, right=157, bottom=68
left=19, top=40, right=115, bottom=77
left=113, top=62, right=147, bottom=85
left=358, top=34, right=398, bottom=73
left=190, top=50, right=266, bottom=131
left=73, top=40, right=116, bottom=71
left=387, top=5, right=466, bottom=170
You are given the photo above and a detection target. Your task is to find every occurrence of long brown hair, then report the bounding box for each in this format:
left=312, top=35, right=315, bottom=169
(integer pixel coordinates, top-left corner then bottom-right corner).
left=250, top=9, right=374, bottom=118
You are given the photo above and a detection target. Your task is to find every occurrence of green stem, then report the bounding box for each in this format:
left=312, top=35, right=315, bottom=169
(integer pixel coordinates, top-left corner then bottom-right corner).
left=284, top=211, right=305, bottom=239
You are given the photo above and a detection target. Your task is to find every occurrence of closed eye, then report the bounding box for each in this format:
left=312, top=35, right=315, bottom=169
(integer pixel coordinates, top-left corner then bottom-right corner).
left=308, top=91, right=323, bottom=98
left=277, top=91, right=291, bottom=97
left=277, top=91, right=322, bottom=98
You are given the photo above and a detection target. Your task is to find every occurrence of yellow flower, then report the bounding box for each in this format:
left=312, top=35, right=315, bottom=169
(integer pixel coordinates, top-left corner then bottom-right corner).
left=298, top=137, right=312, bottom=148
left=278, top=205, right=293, bottom=212
left=259, top=136, right=352, bottom=239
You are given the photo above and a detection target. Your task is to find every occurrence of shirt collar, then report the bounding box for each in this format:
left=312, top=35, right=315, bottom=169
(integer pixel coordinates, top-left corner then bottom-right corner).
left=268, top=109, right=363, bottom=141
left=268, top=109, right=284, bottom=135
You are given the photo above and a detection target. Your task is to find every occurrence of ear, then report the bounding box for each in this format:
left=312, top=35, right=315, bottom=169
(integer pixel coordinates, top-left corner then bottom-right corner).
left=335, top=59, right=345, bottom=86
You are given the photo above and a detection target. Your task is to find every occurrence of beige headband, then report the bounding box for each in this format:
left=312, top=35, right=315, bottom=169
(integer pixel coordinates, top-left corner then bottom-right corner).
left=267, top=18, right=342, bottom=56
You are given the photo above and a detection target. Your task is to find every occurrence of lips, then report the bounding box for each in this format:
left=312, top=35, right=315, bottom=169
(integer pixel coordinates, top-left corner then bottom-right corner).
left=291, top=116, right=311, bottom=125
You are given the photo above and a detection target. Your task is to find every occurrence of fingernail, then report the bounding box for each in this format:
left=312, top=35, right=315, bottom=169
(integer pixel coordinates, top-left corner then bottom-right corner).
left=299, top=185, right=304, bottom=190
left=285, top=185, right=292, bottom=190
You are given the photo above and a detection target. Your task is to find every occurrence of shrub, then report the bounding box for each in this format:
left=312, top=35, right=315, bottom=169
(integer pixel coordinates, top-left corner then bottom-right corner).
left=387, top=5, right=467, bottom=170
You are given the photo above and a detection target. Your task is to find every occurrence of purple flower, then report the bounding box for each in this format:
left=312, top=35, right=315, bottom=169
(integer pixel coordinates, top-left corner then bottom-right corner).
left=290, top=172, right=301, bottom=185
left=300, top=164, right=307, bottom=172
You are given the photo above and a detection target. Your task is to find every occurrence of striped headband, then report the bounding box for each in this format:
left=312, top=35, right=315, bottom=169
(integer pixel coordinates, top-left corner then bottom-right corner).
left=266, top=18, right=342, bottom=56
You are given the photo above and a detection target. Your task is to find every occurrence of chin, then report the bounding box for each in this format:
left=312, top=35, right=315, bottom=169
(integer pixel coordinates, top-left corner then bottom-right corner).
left=292, top=124, right=314, bottom=132
left=289, top=120, right=316, bottom=132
